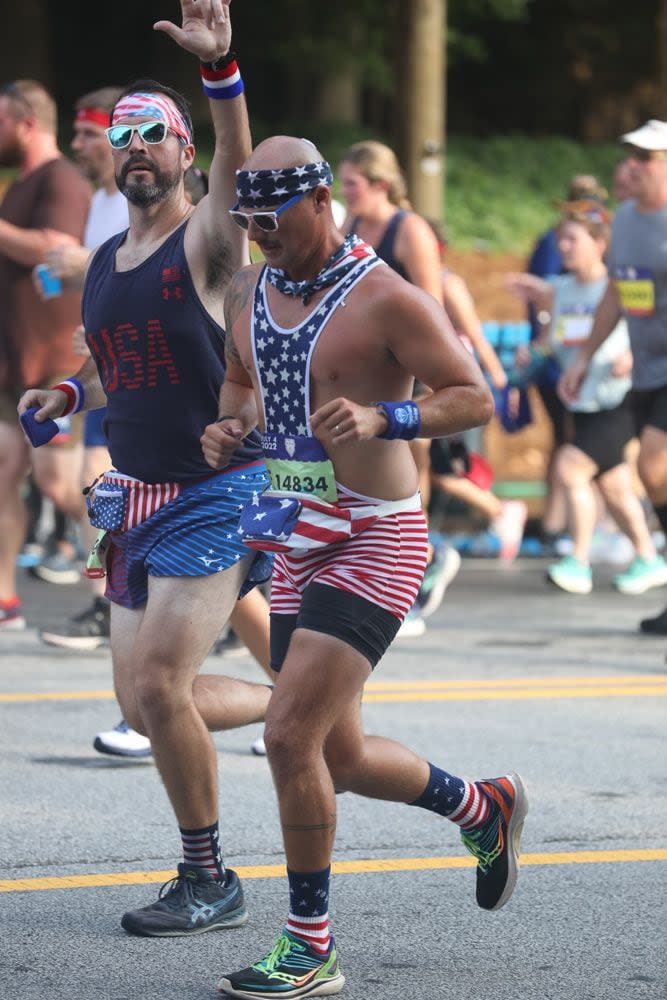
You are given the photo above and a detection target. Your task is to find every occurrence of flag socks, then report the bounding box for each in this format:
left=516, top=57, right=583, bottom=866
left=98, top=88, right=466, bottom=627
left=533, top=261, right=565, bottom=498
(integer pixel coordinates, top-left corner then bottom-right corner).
left=179, top=821, right=226, bottom=881
left=410, top=762, right=493, bottom=831
left=286, top=866, right=331, bottom=955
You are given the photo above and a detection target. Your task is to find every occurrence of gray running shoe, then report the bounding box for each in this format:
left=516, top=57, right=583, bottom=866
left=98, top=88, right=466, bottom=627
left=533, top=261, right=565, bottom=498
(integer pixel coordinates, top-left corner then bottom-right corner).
left=121, top=864, right=248, bottom=937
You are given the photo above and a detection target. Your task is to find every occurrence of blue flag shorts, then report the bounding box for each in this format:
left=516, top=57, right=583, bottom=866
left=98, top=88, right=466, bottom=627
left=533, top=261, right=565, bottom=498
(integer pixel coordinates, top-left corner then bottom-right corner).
left=104, top=462, right=272, bottom=609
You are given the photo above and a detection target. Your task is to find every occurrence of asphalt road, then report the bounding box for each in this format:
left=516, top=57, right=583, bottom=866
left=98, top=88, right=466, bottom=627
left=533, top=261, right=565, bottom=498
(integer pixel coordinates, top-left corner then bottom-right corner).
left=1, top=557, right=666, bottom=1000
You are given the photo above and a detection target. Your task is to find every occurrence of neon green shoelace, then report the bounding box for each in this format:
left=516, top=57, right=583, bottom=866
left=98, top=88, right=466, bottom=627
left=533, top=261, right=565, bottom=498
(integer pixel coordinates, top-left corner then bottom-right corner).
left=461, top=815, right=502, bottom=874
left=253, top=934, right=295, bottom=973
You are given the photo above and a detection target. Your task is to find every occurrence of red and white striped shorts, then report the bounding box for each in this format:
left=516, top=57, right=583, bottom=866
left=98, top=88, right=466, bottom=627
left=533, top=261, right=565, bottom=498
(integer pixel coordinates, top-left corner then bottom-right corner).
left=270, top=499, right=429, bottom=622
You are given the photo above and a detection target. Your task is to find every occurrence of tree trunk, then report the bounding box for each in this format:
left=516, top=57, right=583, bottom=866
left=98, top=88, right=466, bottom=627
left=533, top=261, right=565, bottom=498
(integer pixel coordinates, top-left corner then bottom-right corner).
left=399, top=0, right=445, bottom=221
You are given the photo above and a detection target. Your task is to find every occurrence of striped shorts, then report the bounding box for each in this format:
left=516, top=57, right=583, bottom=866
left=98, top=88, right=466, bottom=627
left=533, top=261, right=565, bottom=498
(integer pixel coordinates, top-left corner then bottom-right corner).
left=105, top=463, right=272, bottom=609
left=270, top=500, right=429, bottom=622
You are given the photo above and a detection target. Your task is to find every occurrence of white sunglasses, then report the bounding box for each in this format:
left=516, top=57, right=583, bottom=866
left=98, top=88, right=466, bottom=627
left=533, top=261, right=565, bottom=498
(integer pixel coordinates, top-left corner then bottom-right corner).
left=228, top=191, right=306, bottom=232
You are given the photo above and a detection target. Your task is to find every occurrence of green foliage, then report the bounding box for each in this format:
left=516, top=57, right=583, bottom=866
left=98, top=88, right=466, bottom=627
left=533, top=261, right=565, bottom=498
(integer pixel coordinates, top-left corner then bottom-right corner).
left=443, top=134, right=622, bottom=252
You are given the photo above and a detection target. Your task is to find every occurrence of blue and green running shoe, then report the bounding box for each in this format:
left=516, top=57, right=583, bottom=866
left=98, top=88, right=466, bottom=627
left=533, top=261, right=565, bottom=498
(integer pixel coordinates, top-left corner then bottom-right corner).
left=120, top=863, right=248, bottom=937
left=461, top=772, right=528, bottom=911
left=218, top=930, right=345, bottom=998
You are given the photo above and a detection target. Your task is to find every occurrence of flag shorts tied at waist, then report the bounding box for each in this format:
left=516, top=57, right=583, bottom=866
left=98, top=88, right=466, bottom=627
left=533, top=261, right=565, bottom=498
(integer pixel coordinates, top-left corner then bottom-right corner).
left=86, top=470, right=182, bottom=533
left=238, top=488, right=422, bottom=553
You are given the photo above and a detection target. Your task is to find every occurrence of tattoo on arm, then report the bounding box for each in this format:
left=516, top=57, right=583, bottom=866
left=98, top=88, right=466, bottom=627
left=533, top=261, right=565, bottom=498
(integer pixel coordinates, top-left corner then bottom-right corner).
left=224, top=328, right=242, bottom=368
left=224, top=268, right=256, bottom=332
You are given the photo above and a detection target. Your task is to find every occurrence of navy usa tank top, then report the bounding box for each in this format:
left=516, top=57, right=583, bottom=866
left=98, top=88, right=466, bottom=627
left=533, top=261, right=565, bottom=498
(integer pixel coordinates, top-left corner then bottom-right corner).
left=351, top=210, right=409, bottom=281
left=82, top=221, right=262, bottom=483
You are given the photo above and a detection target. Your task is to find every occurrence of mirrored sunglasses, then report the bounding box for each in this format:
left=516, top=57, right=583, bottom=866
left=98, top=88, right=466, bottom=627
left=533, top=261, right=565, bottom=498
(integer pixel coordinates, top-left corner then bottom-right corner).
left=105, top=120, right=170, bottom=149
left=228, top=191, right=306, bottom=232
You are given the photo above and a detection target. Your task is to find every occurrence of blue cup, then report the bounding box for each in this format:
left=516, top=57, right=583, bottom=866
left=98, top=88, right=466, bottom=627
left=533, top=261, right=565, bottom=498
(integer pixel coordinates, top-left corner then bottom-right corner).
left=35, top=264, right=62, bottom=299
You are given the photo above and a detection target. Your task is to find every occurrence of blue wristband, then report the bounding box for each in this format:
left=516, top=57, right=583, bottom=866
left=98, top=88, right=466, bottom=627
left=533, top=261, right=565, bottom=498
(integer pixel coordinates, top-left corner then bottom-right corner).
left=375, top=400, right=421, bottom=440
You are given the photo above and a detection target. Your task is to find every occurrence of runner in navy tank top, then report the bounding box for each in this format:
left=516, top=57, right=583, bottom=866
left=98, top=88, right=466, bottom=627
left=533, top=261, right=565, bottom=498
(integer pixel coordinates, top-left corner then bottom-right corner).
left=18, top=0, right=276, bottom=942
left=202, top=136, right=528, bottom=1000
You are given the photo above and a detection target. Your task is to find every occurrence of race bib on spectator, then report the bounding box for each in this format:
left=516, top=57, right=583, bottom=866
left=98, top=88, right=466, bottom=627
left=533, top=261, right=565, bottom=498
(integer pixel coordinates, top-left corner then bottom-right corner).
left=614, top=267, right=655, bottom=316
left=553, top=310, right=594, bottom=346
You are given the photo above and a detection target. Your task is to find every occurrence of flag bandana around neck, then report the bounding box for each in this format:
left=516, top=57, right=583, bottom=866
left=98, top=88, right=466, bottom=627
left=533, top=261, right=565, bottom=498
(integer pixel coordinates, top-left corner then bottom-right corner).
left=235, top=160, right=334, bottom=208
left=266, top=233, right=377, bottom=305
left=111, top=92, right=192, bottom=145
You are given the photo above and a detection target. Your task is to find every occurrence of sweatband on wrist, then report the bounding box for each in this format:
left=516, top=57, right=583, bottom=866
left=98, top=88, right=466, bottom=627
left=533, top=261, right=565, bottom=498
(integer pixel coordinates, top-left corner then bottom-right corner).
left=52, top=378, right=85, bottom=416
left=200, top=53, right=244, bottom=100
left=375, top=400, right=421, bottom=440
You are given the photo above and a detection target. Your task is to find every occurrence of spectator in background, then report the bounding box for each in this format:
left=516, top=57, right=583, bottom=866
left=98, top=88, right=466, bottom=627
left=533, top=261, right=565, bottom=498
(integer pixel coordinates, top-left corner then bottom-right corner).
left=612, top=157, right=637, bottom=204
left=339, top=140, right=461, bottom=636
left=426, top=218, right=527, bottom=559
left=525, top=174, right=607, bottom=552
left=0, top=79, right=92, bottom=629
left=560, top=120, right=667, bottom=633
left=35, top=86, right=127, bottom=648
left=509, top=199, right=667, bottom=595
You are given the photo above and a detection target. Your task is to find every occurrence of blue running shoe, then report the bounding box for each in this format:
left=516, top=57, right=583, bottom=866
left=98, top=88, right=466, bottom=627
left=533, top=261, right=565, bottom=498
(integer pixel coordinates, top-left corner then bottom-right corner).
left=121, top=863, right=247, bottom=937
left=218, top=931, right=345, bottom=998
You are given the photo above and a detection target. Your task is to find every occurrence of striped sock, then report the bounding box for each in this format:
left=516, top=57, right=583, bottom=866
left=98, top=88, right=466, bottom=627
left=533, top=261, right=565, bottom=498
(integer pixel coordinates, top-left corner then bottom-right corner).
left=286, top=866, right=331, bottom=955
left=179, top=822, right=226, bottom=881
left=410, top=762, right=492, bottom=831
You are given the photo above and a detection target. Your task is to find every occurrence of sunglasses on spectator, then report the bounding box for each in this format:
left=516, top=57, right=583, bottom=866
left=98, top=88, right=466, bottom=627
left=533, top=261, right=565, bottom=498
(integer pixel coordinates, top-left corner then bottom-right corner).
left=228, top=192, right=307, bottom=232
left=629, top=147, right=667, bottom=162
left=105, top=120, right=175, bottom=149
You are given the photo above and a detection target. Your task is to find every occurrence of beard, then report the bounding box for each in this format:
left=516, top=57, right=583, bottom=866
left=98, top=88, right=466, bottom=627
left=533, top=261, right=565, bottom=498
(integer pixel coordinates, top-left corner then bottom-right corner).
left=0, top=137, right=23, bottom=169
left=117, top=156, right=180, bottom=206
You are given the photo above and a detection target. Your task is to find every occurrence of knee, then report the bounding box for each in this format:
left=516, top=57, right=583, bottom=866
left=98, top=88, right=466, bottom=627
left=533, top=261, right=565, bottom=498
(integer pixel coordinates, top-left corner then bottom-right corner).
left=263, top=717, right=318, bottom=779
left=133, top=667, right=183, bottom=724
left=325, top=749, right=360, bottom=793
left=554, top=448, right=585, bottom=488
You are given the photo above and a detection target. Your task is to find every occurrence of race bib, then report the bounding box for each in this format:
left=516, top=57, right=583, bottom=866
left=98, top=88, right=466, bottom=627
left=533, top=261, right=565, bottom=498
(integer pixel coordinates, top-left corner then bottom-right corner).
left=261, top=433, right=338, bottom=502
left=553, top=311, right=594, bottom=346
left=614, top=267, right=655, bottom=316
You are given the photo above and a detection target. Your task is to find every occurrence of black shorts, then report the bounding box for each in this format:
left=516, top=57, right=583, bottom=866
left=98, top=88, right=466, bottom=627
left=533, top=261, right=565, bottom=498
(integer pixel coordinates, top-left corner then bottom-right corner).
left=572, top=399, right=634, bottom=476
left=628, top=385, right=667, bottom=436
left=536, top=380, right=573, bottom=447
left=270, top=582, right=402, bottom=671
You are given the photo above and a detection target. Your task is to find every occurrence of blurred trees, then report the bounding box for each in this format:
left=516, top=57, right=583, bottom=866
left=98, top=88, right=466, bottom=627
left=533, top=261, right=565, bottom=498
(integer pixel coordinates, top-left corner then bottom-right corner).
left=0, top=0, right=657, bottom=144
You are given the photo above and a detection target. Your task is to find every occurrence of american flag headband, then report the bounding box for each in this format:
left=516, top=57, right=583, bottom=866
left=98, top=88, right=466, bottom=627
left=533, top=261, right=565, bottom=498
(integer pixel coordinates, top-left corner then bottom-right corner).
left=235, top=160, right=333, bottom=209
left=111, top=93, right=192, bottom=145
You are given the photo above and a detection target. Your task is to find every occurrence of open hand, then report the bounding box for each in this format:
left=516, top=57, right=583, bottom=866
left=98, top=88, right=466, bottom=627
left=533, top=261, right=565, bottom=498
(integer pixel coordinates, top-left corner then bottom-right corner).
left=154, top=0, right=232, bottom=63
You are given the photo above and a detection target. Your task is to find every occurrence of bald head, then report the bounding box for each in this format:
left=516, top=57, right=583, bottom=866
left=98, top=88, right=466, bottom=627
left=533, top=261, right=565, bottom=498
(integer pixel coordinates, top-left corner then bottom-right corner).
left=244, top=135, right=324, bottom=172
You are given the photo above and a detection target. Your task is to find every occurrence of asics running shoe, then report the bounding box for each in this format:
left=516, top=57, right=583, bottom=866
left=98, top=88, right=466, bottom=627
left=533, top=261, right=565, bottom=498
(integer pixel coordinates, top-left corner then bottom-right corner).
left=121, top=863, right=247, bottom=937
left=461, top=772, right=528, bottom=911
left=218, top=930, right=345, bottom=998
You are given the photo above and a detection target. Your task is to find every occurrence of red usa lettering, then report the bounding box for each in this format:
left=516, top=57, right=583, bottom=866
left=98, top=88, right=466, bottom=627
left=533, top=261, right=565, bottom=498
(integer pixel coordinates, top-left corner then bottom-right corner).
left=89, top=320, right=181, bottom=392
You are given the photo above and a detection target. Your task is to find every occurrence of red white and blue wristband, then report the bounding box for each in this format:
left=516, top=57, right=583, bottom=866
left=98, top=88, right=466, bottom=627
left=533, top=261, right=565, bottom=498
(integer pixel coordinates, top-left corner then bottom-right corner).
left=52, top=378, right=85, bottom=416
left=200, top=52, right=244, bottom=100
left=375, top=400, right=421, bottom=440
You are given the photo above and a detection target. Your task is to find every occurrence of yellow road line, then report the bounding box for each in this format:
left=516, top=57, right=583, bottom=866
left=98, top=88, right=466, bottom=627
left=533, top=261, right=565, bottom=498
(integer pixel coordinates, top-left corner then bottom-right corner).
left=2, top=674, right=666, bottom=704
left=2, top=849, right=665, bottom=893
left=363, top=686, right=667, bottom=702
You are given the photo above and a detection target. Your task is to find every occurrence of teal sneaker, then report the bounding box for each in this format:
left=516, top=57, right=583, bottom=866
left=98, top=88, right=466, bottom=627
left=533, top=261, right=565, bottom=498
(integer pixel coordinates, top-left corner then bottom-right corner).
left=546, top=556, right=592, bottom=595
left=218, top=931, right=345, bottom=998
left=614, top=554, right=667, bottom=595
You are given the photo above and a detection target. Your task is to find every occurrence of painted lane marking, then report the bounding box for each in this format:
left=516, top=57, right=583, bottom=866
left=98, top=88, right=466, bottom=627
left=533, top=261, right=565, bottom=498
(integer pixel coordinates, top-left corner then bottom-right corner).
left=2, top=849, right=665, bottom=893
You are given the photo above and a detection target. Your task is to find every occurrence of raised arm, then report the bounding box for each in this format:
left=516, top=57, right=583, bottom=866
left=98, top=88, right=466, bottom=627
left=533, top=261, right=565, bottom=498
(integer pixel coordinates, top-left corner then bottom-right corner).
left=155, top=0, right=251, bottom=274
